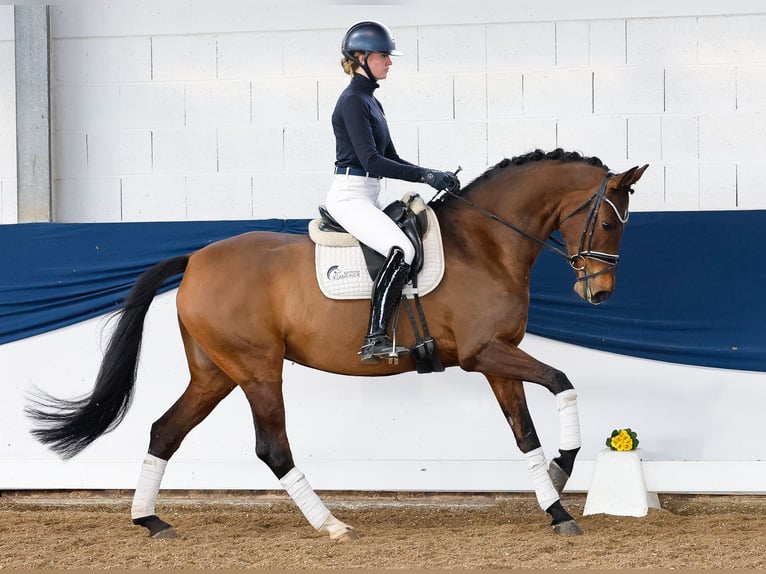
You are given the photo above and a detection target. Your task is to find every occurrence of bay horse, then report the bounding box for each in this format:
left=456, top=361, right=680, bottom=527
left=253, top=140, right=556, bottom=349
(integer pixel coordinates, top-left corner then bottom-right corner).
left=27, top=149, right=648, bottom=541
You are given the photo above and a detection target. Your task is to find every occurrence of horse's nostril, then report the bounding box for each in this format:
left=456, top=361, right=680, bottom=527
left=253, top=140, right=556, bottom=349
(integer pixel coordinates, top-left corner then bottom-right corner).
left=591, top=291, right=612, bottom=304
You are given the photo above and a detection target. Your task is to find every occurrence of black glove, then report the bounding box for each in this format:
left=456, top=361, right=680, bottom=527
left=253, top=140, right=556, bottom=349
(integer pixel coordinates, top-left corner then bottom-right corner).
left=420, top=169, right=460, bottom=192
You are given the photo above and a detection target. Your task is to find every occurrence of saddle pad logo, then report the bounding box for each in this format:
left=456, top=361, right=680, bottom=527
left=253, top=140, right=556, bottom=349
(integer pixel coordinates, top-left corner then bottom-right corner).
left=326, top=265, right=362, bottom=281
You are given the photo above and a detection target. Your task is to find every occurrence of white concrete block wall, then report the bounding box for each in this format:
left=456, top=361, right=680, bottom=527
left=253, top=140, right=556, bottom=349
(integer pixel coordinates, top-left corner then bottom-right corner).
left=0, top=6, right=16, bottom=224
left=0, top=2, right=758, bottom=223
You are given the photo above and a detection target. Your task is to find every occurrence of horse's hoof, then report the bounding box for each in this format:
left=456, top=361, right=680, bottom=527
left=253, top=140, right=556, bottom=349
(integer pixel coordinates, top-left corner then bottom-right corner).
left=548, top=459, right=570, bottom=494
left=133, top=514, right=177, bottom=539
left=552, top=519, right=583, bottom=536
left=334, top=529, right=359, bottom=543
left=151, top=526, right=179, bottom=539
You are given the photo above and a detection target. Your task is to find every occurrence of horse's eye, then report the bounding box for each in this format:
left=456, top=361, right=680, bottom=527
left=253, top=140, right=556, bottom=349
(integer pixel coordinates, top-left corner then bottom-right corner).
left=601, top=221, right=613, bottom=231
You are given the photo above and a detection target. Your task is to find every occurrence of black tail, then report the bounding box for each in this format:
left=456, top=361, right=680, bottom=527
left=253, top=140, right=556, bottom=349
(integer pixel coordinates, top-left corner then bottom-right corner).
left=26, top=255, right=190, bottom=459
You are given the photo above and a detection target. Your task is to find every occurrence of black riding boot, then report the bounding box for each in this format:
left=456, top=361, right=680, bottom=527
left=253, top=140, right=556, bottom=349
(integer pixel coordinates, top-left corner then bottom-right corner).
left=360, top=246, right=410, bottom=364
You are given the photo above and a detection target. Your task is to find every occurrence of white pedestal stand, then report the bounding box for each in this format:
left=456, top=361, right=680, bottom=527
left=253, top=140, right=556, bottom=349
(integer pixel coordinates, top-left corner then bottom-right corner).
left=583, top=449, right=660, bottom=517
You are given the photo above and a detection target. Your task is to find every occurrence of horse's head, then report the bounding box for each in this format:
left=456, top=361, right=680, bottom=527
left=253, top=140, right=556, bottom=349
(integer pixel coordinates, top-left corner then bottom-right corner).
left=558, top=165, right=649, bottom=305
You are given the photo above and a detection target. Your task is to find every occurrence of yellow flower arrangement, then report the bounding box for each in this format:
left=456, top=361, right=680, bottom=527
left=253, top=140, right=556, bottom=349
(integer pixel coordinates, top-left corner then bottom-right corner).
left=606, top=428, right=639, bottom=451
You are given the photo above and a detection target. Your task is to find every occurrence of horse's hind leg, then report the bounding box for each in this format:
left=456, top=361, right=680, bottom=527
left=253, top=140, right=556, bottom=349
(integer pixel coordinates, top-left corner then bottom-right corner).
left=486, top=376, right=582, bottom=536
left=238, top=376, right=357, bottom=542
left=131, top=350, right=236, bottom=538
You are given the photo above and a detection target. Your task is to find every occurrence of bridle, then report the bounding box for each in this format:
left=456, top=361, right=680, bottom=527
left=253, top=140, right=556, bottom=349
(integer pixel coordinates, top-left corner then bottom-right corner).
left=433, top=172, right=629, bottom=284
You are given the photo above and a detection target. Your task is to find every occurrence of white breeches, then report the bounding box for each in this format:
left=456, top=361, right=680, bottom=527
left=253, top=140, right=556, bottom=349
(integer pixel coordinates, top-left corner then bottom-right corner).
left=325, top=174, right=416, bottom=265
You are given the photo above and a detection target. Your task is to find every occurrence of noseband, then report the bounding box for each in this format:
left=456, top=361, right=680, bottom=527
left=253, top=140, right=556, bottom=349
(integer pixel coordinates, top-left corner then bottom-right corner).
left=559, top=173, right=628, bottom=282
left=436, top=173, right=627, bottom=284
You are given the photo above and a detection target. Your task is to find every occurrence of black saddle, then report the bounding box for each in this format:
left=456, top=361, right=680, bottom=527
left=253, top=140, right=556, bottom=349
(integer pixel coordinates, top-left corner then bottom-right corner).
left=318, top=195, right=429, bottom=284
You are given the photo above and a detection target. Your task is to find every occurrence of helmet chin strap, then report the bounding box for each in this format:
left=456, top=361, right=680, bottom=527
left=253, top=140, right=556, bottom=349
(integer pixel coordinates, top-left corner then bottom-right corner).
left=358, top=52, right=377, bottom=81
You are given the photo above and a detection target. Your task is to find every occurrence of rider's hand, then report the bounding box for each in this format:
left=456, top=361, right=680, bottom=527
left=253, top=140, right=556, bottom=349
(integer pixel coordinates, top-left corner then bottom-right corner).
left=421, top=169, right=460, bottom=192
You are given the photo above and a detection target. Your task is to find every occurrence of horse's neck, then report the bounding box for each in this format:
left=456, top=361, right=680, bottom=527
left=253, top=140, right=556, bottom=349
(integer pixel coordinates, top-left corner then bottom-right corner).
left=439, top=170, right=567, bottom=269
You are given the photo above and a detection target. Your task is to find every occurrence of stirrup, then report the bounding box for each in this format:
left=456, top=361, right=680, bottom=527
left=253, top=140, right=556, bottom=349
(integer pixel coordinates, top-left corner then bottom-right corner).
left=359, top=335, right=408, bottom=364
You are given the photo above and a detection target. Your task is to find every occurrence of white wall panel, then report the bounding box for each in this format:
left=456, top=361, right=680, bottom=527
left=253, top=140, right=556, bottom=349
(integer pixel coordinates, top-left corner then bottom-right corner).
left=588, top=20, right=625, bottom=67
left=454, top=73, right=489, bottom=121
left=86, top=130, right=152, bottom=177
left=114, top=84, right=186, bottom=129
left=661, top=115, right=698, bottom=161
left=151, top=128, right=218, bottom=175
left=52, top=84, right=119, bottom=131
left=418, top=25, right=486, bottom=74
left=486, top=73, right=523, bottom=119
left=251, top=78, right=318, bottom=124
left=665, top=66, right=737, bottom=114
left=627, top=116, right=661, bottom=163
left=556, top=116, right=627, bottom=160
left=252, top=171, right=327, bottom=219
left=185, top=81, right=251, bottom=128
left=283, top=123, right=334, bottom=171
left=121, top=175, right=188, bottom=221
left=555, top=21, right=589, bottom=68
left=699, top=162, right=737, bottom=210
left=0, top=0, right=13, bottom=222
left=593, top=67, right=663, bottom=115
left=151, top=35, right=217, bottom=81
left=699, top=113, right=766, bottom=161
left=418, top=121, right=486, bottom=172
left=487, top=119, right=557, bottom=162
left=185, top=174, right=253, bottom=220
left=283, top=29, right=344, bottom=79
left=217, top=32, right=284, bottom=80
left=698, top=15, right=766, bottom=64
left=487, top=22, right=555, bottom=72
left=735, top=65, right=766, bottom=112
left=524, top=69, right=592, bottom=116
left=0, top=130, right=15, bottom=176
left=663, top=163, right=701, bottom=210
left=53, top=177, right=122, bottom=222
left=15, top=4, right=764, bottom=219
left=627, top=18, right=698, bottom=66
left=52, top=131, right=87, bottom=179
left=736, top=162, right=766, bottom=209
left=385, top=74, right=455, bottom=122
left=0, top=178, right=16, bottom=223
left=218, top=126, right=284, bottom=173
left=625, top=166, right=664, bottom=212
left=53, top=37, right=152, bottom=83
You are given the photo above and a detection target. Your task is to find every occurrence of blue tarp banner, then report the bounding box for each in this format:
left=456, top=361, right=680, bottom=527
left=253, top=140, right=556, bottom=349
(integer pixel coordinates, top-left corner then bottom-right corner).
left=1, top=212, right=764, bottom=372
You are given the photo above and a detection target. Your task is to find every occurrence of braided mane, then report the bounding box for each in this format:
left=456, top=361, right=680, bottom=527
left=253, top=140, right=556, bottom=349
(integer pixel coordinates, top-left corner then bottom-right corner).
left=433, top=149, right=609, bottom=206
left=474, top=148, right=607, bottom=187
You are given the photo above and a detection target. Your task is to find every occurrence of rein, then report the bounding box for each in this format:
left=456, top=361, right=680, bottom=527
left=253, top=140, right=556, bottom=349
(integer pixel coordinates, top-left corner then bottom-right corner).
left=434, top=173, right=622, bottom=282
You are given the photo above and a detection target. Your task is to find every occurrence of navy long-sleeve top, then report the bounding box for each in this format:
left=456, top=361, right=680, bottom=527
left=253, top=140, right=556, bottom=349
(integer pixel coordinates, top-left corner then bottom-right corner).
left=332, top=73, right=423, bottom=182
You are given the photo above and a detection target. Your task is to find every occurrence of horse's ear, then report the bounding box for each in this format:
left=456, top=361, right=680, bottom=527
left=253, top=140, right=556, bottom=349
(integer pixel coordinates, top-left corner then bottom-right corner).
left=612, top=164, right=649, bottom=189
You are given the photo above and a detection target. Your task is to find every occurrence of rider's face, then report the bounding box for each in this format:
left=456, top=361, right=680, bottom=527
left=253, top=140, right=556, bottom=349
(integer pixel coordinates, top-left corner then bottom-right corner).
left=362, top=52, right=392, bottom=80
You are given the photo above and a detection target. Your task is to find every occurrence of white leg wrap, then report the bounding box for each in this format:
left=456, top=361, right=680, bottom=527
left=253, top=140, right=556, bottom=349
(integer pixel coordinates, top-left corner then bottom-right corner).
left=131, top=454, right=167, bottom=519
left=280, top=467, right=331, bottom=530
left=557, top=389, right=581, bottom=451
left=525, top=447, right=559, bottom=511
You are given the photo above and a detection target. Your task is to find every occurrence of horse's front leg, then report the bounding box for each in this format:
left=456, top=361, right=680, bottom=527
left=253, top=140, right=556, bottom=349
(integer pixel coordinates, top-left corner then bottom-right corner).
left=486, top=375, right=582, bottom=535
left=467, top=341, right=582, bottom=491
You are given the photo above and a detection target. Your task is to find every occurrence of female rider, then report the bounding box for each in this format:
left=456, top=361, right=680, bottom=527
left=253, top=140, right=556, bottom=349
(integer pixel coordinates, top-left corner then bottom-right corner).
left=325, top=21, right=459, bottom=364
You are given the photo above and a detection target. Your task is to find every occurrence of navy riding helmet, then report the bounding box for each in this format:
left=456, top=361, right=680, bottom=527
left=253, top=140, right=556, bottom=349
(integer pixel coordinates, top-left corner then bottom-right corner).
left=341, top=21, right=404, bottom=60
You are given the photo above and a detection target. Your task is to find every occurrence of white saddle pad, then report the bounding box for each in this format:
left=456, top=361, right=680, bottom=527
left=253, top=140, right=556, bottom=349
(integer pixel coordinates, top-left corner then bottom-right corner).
left=311, top=207, right=445, bottom=300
